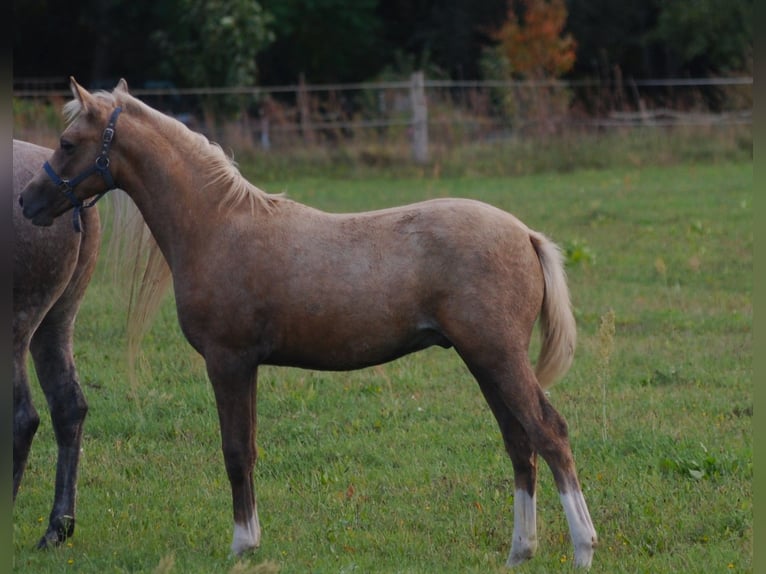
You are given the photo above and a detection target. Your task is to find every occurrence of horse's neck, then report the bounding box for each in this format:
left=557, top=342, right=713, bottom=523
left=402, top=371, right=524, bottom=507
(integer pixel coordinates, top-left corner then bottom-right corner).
left=119, top=141, right=229, bottom=271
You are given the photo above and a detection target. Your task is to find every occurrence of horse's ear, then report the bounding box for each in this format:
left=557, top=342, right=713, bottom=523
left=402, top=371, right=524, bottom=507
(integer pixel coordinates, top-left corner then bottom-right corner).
left=69, top=77, right=96, bottom=113
left=115, top=78, right=130, bottom=93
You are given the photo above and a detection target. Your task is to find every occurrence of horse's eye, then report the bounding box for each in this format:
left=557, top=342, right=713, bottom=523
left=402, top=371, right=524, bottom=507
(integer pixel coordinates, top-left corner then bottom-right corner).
left=60, top=139, right=75, bottom=152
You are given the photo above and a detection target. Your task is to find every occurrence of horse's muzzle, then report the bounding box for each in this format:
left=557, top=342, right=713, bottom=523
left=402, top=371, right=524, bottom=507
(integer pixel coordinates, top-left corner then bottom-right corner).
left=19, top=193, right=56, bottom=227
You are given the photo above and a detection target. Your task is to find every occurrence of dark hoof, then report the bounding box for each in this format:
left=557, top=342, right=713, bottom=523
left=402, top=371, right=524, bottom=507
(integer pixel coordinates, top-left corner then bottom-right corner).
left=36, top=515, right=75, bottom=549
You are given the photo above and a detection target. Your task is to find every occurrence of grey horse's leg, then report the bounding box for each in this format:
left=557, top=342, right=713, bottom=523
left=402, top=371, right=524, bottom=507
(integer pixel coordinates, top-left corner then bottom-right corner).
left=14, top=341, right=41, bottom=500
left=29, top=314, right=88, bottom=548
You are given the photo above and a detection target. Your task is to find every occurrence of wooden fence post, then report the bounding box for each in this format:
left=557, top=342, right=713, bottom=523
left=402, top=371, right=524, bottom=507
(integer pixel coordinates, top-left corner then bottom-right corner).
left=260, top=116, right=271, bottom=150
left=410, top=71, right=428, bottom=164
left=298, top=73, right=316, bottom=145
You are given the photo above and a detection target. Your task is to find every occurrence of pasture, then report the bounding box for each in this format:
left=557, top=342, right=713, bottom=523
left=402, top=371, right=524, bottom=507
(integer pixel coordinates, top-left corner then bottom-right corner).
left=13, top=160, right=751, bottom=573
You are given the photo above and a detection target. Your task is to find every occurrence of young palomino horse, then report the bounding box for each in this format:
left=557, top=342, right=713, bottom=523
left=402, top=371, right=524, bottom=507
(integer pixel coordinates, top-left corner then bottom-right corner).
left=20, top=78, right=597, bottom=568
left=13, top=139, right=101, bottom=548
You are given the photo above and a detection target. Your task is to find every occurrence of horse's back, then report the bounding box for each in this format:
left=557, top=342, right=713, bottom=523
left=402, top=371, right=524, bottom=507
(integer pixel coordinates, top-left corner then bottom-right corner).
left=13, top=139, right=101, bottom=337
left=334, top=196, right=543, bottom=298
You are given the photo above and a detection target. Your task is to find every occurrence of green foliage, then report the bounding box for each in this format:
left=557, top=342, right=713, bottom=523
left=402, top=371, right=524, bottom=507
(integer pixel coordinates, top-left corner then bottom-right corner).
left=258, top=0, right=383, bottom=83
left=563, top=237, right=596, bottom=267
left=151, top=0, right=274, bottom=117
left=12, top=99, right=64, bottom=136
left=13, top=0, right=753, bottom=94
left=479, top=45, right=518, bottom=121
left=660, top=443, right=751, bottom=481
left=654, top=0, right=753, bottom=74
left=567, top=0, right=752, bottom=79
left=373, top=49, right=448, bottom=82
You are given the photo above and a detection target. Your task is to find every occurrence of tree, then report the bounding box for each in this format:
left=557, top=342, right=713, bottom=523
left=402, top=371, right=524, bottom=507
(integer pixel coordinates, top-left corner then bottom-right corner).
left=255, top=0, right=509, bottom=84
left=375, top=0, right=507, bottom=81
left=151, top=0, right=274, bottom=88
left=565, top=0, right=753, bottom=80
left=492, top=0, right=576, bottom=79
left=13, top=0, right=274, bottom=92
left=488, top=0, right=577, bottom=134
left=257, top=0, right=383, bottom=84
left=13, top=0, right=173, bottom=86
left=653, top=0, right=753, bottom=76
left=565, top=0, right=661, bottom=80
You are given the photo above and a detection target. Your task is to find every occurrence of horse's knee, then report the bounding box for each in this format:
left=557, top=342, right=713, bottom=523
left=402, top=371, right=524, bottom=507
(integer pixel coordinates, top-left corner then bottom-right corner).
left=66, top=385, right=89, bottom=423
left=48, top=384, right=88, bottom=444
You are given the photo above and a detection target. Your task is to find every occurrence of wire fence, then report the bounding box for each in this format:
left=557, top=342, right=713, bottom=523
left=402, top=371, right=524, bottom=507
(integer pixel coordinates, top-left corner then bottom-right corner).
left=13, top=73, right=753, bottom=162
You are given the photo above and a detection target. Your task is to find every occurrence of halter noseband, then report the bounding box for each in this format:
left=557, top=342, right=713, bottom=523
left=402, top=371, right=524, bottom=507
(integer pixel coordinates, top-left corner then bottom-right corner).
left=43, top=106, right=123, bottom=232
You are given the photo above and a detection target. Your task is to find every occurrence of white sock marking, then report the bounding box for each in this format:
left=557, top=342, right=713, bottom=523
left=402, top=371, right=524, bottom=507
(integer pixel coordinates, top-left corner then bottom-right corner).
left=507, top=489, right=538, bottom=566
left=230, top=508, right=261, bottom=556
left=560, top=490, right=597, bottom=568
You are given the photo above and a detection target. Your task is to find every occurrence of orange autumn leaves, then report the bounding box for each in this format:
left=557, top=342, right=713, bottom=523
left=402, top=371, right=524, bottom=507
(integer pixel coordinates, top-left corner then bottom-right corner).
left=492, top=0, right=576, bottom=80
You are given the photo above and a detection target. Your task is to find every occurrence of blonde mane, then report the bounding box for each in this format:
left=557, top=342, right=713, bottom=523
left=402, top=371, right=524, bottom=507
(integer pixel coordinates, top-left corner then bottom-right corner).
left=68, top=88, right=281, bottom=388
left=66, top=89, right=280, bottom=214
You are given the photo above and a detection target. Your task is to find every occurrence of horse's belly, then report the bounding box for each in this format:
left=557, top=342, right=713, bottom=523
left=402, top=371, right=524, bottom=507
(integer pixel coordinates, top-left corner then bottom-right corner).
left=265, top=323, right=452, bottom=371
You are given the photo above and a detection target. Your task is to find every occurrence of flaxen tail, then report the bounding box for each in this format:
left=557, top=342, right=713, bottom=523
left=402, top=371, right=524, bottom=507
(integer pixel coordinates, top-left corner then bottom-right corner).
left=529, top=232, right=576, bottom=389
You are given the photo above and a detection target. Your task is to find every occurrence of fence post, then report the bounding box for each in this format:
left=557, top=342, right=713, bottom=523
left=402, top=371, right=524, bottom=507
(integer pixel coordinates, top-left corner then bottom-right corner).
left=410, top=71, right=428, bottom=164
left=260, top=116, right=271, bottom=150
left=298, top=73, right=316, bottom=145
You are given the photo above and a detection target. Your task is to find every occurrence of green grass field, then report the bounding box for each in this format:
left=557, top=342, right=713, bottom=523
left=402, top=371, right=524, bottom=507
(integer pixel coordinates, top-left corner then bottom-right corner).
left=13, top=160, right=752, bottom=573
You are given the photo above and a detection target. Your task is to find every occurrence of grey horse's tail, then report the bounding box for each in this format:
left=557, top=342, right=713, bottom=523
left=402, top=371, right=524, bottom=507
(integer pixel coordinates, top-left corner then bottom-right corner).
left=529, top=232, right=577, bottom=389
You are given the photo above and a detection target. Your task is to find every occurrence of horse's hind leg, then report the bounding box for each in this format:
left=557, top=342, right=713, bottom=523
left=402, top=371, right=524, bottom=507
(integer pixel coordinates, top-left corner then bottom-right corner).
left=468, top=355, right=596, bottom=568
left=14, top=341, right=41, bottom=500
left=30, top=314, right=88, bottom=548
left=475, top=378, right=539, bottom=566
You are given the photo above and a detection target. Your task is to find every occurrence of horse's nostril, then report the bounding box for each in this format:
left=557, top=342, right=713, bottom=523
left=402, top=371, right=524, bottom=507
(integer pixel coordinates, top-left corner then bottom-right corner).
left=18, top=196, right=24, bottom=207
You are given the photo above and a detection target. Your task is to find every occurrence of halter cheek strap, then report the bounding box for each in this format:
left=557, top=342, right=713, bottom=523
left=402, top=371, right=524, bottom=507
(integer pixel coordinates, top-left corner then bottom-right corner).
left=43, top=106, right=123, bottom=232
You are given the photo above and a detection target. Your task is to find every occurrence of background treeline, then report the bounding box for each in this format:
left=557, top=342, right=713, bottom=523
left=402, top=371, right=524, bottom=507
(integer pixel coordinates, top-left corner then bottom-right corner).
left=13, top=0, right=753, bottom=89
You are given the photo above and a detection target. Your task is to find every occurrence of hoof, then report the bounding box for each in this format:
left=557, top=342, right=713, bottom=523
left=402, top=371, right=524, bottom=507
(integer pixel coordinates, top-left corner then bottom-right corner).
left=36, top=515, right=75, bottom=549
left=573, top=541, right=595, bottom=569
left=506, top=541, right=537, bottom=568
left=506, top=550, right=534, bottom=568
left=229, top=517, right=261, bottom=557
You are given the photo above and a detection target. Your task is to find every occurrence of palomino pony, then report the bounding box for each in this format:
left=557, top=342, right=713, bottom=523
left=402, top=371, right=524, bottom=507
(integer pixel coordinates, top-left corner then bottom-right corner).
left=20, top=78, right=598, bottom=568
left=13, top=139, right=101, bottom=548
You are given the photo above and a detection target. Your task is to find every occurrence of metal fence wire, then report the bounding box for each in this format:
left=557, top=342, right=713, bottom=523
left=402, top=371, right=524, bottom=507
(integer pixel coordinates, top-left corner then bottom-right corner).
left=14, top=73, right=752, bottom=161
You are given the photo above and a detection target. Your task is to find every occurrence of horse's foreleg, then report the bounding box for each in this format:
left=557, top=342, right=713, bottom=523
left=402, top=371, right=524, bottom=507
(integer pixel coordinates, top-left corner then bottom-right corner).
left=13, top=346, right=41, bottom=500
left=207, top=354, right=261, bottom=556
left=30, top=324, right=88, bottom=549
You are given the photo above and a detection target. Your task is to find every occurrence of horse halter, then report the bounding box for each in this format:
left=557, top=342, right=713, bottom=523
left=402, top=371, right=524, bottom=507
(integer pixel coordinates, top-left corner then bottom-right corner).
left=43, top=106, right=123, bottom=232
